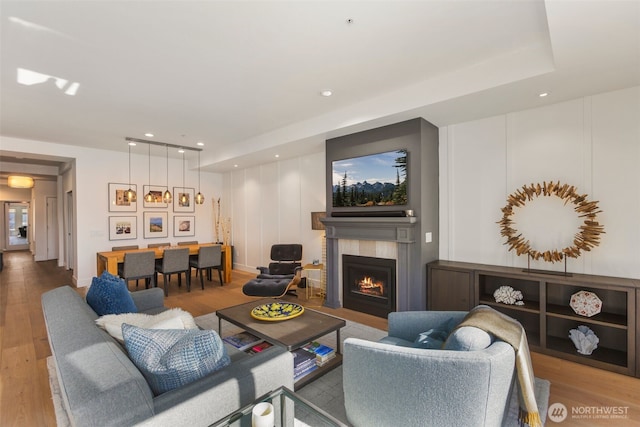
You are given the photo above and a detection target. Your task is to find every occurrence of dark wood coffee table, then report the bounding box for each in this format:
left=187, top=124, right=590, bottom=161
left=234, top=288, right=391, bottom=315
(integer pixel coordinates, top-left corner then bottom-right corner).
left=216, top=298, right=346, bottom=389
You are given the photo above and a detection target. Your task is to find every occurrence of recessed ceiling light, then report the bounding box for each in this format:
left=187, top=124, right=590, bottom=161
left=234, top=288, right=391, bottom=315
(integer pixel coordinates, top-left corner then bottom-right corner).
left=234, top=164, right=238, bottom=168
left=320, top=90, right=333, bottom=97
left=197, top=141, right=204, bottom=146
left=145, top=133, right=154, bottom=137
left=539, top=92, right=548, bottom=97
left=275, top=154, right=280, bottom=158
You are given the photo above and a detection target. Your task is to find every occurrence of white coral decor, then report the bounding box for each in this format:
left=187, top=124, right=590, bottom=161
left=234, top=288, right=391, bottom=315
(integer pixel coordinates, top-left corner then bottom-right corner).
left=493, top=285, right=524, bottom=305
left=569, top=325, right=599, bottom=355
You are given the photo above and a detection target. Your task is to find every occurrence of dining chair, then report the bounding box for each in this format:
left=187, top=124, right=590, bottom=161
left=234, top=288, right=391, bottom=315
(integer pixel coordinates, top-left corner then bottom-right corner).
left=155, top=247, right=190, bottom=296
left=147, top=242, right=170, bottom=248
left=177, top=241, right=198, bottom=246
left=112, top=245, right=139, bottom=251
left=189, top=245, right=223, bottom=289
left=112, top=245, right=140, bottom=286
left=117, top=251, right=156, bottom=290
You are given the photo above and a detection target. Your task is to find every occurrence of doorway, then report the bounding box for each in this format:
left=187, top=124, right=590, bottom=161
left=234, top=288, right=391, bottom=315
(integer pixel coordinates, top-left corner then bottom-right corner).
left=4, top=202, right=30, bottom=251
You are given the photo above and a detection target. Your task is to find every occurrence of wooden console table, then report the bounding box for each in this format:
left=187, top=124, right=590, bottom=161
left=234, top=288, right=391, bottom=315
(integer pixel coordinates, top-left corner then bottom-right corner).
left=428, top=260, right=639, bottom=378
left=97, top=244, right=232, bottom=284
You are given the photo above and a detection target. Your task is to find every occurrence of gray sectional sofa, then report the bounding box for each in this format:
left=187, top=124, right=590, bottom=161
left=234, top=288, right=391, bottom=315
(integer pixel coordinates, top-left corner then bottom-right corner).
left=42, top=285, right=294, bottom=427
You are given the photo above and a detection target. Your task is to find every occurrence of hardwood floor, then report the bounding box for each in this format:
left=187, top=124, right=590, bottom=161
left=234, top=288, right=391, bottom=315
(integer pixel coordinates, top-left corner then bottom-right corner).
left=0, top=251, right=638, bottom=426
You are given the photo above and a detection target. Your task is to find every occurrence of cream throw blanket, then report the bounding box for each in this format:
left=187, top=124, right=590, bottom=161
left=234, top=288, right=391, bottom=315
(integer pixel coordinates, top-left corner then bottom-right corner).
left=454, top=305, right=541, bottom=427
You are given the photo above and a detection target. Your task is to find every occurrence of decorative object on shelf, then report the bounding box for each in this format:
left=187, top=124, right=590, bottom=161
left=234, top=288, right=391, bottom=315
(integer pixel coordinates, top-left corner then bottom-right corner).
left=570, top=290, right=602, bottom=317
left=493, top=285, right=524, bottom=306
left=498, top=181, right=605, bottom=263
left=250, top=302, right=304, bottom=321
left=569, top=325, right=599, bottom=355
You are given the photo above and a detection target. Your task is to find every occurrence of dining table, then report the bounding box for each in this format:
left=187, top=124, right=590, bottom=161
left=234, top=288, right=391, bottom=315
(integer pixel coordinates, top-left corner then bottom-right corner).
left=96, top=243, right=232, bottom=284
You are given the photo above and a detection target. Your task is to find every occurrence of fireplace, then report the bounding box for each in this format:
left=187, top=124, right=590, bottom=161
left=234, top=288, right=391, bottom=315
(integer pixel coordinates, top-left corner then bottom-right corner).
left=342, top=255, right=396, bottom=318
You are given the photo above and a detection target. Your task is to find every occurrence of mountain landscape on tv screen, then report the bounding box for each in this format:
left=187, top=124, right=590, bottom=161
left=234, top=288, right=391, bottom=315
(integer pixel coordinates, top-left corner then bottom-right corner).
left=332, top=149, right=407, bottom=207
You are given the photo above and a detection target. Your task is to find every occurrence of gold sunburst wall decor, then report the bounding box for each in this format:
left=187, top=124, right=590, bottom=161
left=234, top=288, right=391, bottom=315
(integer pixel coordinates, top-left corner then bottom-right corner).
left=498, top=181, right=605, bottom=263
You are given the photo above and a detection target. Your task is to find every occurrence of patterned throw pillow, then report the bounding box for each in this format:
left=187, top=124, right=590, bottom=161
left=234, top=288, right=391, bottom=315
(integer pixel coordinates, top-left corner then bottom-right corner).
left=123, top=324, right=230, bottom=395
left=86, top=271, right=138, bottom=315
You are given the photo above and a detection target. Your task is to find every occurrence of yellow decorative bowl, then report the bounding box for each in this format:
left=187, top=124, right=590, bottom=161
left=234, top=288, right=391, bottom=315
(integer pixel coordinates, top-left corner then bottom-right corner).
left=250, top=302, right=304, bottom=321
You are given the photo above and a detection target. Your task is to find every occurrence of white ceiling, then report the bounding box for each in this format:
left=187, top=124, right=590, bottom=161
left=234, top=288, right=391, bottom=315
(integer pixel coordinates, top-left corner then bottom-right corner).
left=0, top=0, right=638, bottom=174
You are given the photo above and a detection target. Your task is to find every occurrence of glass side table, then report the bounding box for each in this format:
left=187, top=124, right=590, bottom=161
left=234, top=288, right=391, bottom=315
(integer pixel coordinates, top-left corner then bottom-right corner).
left=209, top=386, right=348, bottom=427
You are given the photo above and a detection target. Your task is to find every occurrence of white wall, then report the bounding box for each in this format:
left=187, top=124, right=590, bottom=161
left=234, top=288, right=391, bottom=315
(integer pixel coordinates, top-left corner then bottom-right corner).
left=223, top=151, right=326, bottom=273
left=0, top=136, right=223, bottom=286
left=440, top=86, right=640, bottom=279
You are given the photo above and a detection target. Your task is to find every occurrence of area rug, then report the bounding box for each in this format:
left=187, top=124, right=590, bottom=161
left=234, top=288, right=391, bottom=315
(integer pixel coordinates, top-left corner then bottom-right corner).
left=48, top=312, right=550, bottom=426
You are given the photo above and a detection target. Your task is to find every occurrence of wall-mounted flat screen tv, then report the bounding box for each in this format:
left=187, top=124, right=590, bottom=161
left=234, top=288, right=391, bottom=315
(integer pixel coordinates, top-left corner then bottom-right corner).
left=332, top=149, right=407, bottom=208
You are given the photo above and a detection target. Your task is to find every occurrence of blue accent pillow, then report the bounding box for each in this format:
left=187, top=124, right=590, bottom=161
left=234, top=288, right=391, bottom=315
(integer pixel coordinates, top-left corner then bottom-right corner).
left=443, top=326, right=494, bottom=351
left=122, top=324, right=231, bottom=395
left=413, top=317, right=456, bottom=349
left=86, top=271, right=138, bottom=315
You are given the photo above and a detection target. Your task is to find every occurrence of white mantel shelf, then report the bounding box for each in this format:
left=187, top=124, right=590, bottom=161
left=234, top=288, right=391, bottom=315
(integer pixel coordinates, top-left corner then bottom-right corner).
left=321, top=216, right=418, bottom=244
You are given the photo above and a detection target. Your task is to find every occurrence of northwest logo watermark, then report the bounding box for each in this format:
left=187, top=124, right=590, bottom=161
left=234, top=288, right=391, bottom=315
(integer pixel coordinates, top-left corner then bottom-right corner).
left=548, top=402, right=629, bottom=423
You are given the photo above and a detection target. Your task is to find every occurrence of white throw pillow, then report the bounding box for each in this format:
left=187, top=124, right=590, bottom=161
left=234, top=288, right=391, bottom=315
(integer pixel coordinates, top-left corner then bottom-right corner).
left=96, top=308, right=198, bottom=343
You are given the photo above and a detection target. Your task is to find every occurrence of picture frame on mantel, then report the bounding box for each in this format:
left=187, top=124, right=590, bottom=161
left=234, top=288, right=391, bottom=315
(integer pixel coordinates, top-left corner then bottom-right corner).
left=173, top=187, right=195, bottom=213
left=143, top=211, right=169, bottom=239
left=108, top=183, right=137, bottom=212
left=108, top=216, right=137, bottom=241
left=173, top=215, right=195, bottom=237
left=142, top=185, right=169, bottom=208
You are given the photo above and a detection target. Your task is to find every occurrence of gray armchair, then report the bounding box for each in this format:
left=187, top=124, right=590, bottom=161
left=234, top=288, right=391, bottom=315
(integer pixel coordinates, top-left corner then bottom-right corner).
left=343, top=311, right=526, bottom=427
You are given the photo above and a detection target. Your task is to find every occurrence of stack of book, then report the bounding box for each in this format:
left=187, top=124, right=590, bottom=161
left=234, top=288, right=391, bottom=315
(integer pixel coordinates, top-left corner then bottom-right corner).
left=302, top=341, right=336, bottom=366
left=292, top=348, right=318, bottom=381
left=222, top=331, right=264, bottom=352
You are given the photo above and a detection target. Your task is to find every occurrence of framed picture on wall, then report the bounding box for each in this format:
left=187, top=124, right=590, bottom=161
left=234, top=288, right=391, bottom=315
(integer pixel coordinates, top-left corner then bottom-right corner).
left=142, top=185, right=169, bottom=208
left=173, top=187, right=195, bottom=212
left=143, top=211, right=169, bottom=239
left=108, top=183, right=137, bottom=212
left=173, top=215, right=195, bottom=237
left=108, top=216, right=137, bottom=241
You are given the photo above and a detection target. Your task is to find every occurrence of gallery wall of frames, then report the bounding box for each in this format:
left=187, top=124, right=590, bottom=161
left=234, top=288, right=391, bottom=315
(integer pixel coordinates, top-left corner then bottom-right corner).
left=107, top=182, right=196, bottom=241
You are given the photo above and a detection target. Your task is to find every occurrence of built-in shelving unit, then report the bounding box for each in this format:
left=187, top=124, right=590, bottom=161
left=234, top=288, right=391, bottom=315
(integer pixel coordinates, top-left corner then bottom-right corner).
left=427, top=260, right=639, bottom=377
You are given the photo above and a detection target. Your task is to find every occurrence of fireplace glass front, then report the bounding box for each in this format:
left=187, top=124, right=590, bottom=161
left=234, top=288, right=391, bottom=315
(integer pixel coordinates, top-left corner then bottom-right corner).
left=342, top=254, right=396, bottom=318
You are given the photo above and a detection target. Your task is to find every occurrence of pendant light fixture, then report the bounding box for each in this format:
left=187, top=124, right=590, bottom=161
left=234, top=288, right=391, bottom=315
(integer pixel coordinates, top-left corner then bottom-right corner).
left=195, top=150, right=205, bottom=204
left=180, top=150, right=188, bottom=206
left=144, top=143, right=154, bottom=203
left=162, top=145, right=172, bottom=203
left=126, top=142, right=137, bottom=202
